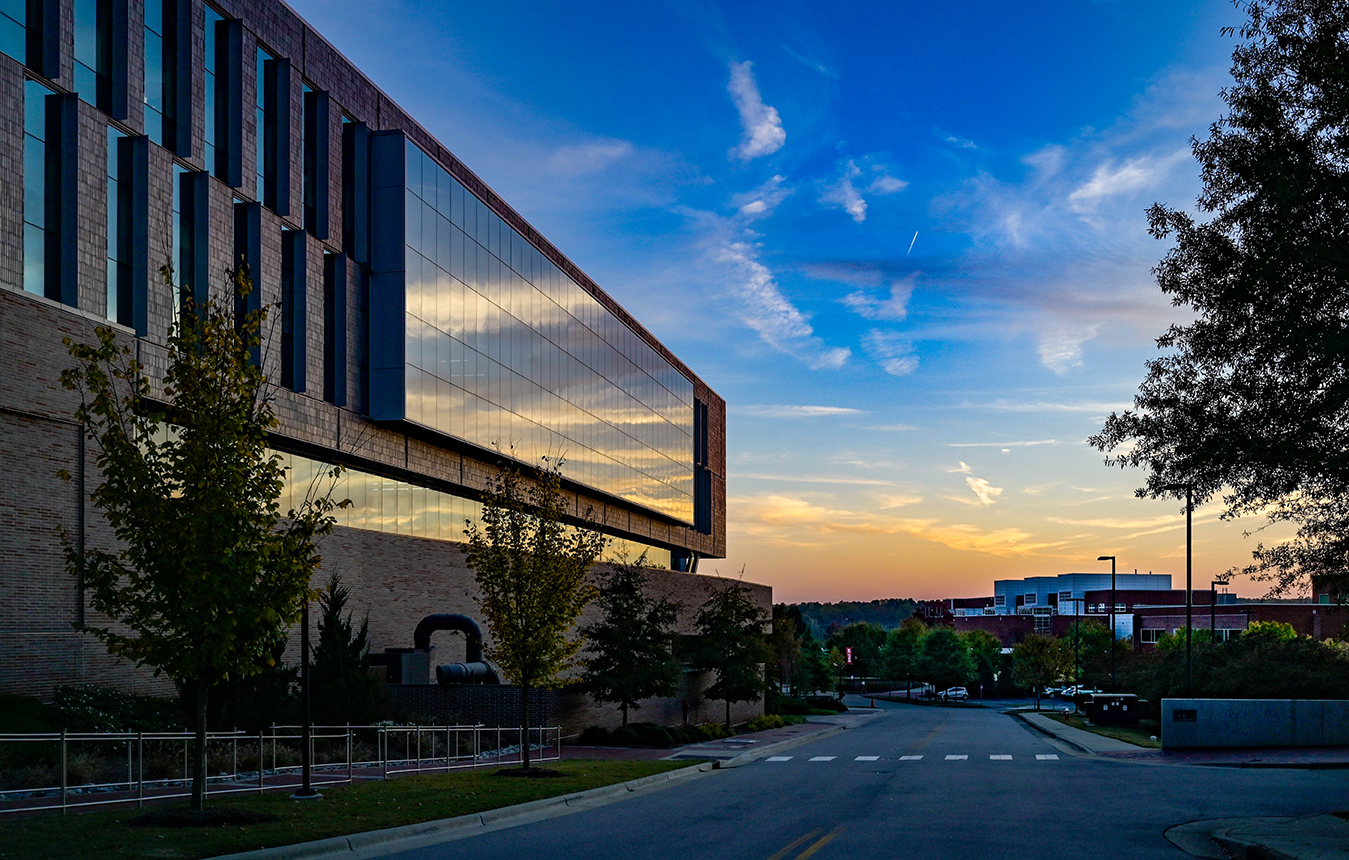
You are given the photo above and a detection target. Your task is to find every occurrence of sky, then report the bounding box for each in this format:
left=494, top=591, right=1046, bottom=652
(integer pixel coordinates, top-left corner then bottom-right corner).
left=286, top=0, right=1290, bottom=604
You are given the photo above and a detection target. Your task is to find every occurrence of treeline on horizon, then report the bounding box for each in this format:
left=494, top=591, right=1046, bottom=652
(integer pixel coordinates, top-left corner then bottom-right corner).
left=784, top=599, right=920, bottom=639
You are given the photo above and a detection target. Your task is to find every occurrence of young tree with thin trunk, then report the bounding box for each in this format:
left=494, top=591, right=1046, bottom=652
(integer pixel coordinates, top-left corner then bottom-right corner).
left=59, top=273, right=338, bottom=810
left=465, top=458, right=605, bottom=772
left=581, top=553, right=681, bottom=726
left=693, top=578, right=769, bottom=727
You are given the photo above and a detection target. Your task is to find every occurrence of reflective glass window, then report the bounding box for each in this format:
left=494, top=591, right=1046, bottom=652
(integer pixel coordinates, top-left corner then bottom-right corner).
left=0, top=0, right=23, bottom=63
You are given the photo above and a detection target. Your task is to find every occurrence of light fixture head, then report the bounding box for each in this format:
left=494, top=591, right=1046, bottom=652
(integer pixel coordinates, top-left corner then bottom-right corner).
left=1097, top=555, right=1114, bottom=561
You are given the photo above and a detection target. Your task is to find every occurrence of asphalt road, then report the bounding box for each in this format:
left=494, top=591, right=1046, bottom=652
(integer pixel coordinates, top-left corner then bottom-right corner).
left=374, top=700, right=1349, bottom=860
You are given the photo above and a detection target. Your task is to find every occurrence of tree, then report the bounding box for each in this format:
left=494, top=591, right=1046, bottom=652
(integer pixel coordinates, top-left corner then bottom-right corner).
left=1063, top=620, right=1114, bottom=685
left=766, top=605, right=803, bottom=694
left=962, top=629, right=1003, bottom=694
left=826, top=622, right=886, bottom=679
left=311, top=573, right=383, bottom=726
left=464, top=458, right=605, bottom=772
left=918, top=626, right=974, bottom=694
left=581, top=554, right=681, bottom=726
left=880, top=618, right=928, bottom=697
left=790, top=628, right=831, bottom=696
left=693, top=579, right=769, bottom=727
left=1241, top=620, right=1299, bottom=643
left=59, top=277, right=338, bottom=809
left=1012, top=634, right=1073, bottom=709
left=1089, top=0, right=1349, bottom=597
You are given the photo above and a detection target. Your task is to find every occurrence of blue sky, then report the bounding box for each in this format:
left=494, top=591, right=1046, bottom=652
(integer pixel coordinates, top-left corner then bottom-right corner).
left=289, top=0, right=1284, bottom=602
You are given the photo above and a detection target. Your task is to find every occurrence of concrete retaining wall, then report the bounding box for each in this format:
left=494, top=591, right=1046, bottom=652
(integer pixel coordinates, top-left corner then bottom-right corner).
left=1161, top=699, right=1349, bottom=748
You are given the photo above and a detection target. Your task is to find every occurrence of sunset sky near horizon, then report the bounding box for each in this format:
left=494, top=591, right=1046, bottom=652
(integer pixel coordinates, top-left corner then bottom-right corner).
left=287, top=0, right=1292, bottom=604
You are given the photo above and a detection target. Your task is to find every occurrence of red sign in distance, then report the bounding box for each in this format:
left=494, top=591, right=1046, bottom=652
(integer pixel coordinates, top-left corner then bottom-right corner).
left=846, top=647, right=853, bottom=665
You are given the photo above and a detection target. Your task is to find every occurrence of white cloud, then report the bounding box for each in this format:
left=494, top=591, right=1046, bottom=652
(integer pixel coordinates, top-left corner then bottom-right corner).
left=862, top=329, right=918, bottom=376
left=547, top=139, right=635, bottom=176
left=733, top=175, right=793, bottom=219
left=1037, top=324, right=1100, bottom=374
left=820, top=160, right=867, bottom=222
left=946, top=461, right=973, bottom=474
left=843, top=275, right=914, bottom=321
left=948, top=439, right=1060, bottom=448
left=728, top=61, right=786, bottom=161
left=877, top=493, right=924, bottom=509
left=1067, top=153, right=1185, bottom=212
left=736, top=404, right=866, bottom=418
left=714, top=242, right=851, bottom=369
left=868, top=172, right=908, bottom=194
left=965, top=476, right=1004, bottom=506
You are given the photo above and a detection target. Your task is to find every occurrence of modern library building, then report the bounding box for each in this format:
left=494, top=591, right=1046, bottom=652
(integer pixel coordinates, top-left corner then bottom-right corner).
left=0, top=0, right=760, bottom=727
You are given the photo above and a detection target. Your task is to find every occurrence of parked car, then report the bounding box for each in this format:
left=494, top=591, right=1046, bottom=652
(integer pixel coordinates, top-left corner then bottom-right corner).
left=938, top=687, right=969, bottom=701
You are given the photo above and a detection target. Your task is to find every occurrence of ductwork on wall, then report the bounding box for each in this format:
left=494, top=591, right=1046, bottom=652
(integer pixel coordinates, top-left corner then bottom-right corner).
left=406, top=613, right=501, bottom=686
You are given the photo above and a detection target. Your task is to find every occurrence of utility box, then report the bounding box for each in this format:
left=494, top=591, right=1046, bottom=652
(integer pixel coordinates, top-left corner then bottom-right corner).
left=1084, top=693, right=1141, bottom=726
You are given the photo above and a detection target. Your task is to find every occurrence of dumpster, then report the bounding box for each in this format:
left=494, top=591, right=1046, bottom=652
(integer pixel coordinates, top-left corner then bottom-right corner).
left=1083, top=693, right=1142, bottom=726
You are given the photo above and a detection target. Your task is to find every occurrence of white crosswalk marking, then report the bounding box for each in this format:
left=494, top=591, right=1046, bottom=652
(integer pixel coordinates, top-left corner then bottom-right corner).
left=945, top=755, right=968, bottom=760
left=1036, top=754, right=1059, bottom=760
left=855, top=756, right=879, bottom=761
left=766, top=756, right=793, bottom=762
left=900, top=755, right=923, bottom=760
left=809, top=756, right=836, bottom=762
left=990, top=755, right=1012, bottom=760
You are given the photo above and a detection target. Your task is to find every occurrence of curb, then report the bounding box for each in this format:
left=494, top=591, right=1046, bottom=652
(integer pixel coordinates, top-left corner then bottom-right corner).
left=210, top=762, right=714, bottom=860
left=1011, top=711, right=1097, bottom=756
left=715, top=712, right=886, bottom=769
left=1209, top=831, right=1299, bottom=860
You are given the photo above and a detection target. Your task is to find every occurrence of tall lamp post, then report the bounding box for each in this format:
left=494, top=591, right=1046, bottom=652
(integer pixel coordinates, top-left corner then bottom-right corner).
left=1162, top=482, right=1194, bottom=695
left=1097, top=556, right=1116, bottom=691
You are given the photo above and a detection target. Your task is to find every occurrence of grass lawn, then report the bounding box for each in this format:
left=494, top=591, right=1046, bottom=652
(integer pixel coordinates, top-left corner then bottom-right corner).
left=0, top=760, right=695, bottom=860
left=1048, top=713, right=1162, bottom=749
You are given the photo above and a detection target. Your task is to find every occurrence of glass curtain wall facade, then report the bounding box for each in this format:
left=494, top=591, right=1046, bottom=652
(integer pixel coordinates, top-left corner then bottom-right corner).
left=273, top=450, right=672, bottom=568
left=373, top=137, right=696, bottom=524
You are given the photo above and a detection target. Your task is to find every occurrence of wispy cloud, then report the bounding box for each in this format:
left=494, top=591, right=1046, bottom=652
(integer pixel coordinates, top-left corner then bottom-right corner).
left=733, top=472, right=897, bottom=487
left=965, top=476, right=1004, bottom=506
left=731, top=493, right=1065, bottom=557
left=862, top=329, right=919, bottom=376
left=547, top=139, right=635, bottom=176
left=946, top=461, right=973, bottom=474
left=1066, top=150, right=1189, bottom=213
left=820, top=160, right=867, bottom=222
left=948, top=439, right=1060, bottom=448
left=735, top=404, right=866, bottom=418
left=1037, top=324, right=1101, bottom=374
left=728, top=61, right=786, bottom=161
left=733, top=174, right=793, bottom=219
left=714, top=242, right=851, bottom=369
left=843, top=275, right=914, bottom=321
left=967, top=398, right=1132, bottom=413
left=944, top=134, right=978, bottom=150
left=861, top=423, right=917, bottom=432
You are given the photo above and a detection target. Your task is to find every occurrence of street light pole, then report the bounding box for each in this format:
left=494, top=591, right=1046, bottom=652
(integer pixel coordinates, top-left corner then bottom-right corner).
left=1097, top=556, right=1116, bottom=692
left=1163, top=482, right=1194, bottom=695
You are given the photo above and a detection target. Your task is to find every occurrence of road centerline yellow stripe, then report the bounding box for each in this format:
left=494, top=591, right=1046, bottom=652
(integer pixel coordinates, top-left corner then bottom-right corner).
left=795, top=824, right=846, bottom=860
left=766, top=828, right=823, bottom=860
left=909, top=718, right=947, bottom=754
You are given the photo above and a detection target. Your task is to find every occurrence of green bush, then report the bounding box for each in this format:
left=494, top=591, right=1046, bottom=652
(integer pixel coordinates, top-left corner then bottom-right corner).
left=743, top=713, right=807, bottom=732
left=803, top=695, right=847, bottom=713
left=52, top=685, right=184, bottom=732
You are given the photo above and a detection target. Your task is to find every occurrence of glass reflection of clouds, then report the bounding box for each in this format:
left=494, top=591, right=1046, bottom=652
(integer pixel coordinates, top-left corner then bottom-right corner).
left=401, top=139, right=695, bottom=525
left=275, top=450, right=671, bottom=569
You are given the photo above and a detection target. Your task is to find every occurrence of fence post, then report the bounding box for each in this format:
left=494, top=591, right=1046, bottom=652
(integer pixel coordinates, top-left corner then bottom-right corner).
left=416, top=729, right=422, bottom=775
left=258, top=728, right=265, bottom=795
left=137, top=732, right=144, bottom=807
left=346, top=725, right=352, bottom=785
left=59, top=730, right=67, bottom=815
left=380, top=728, right=387, bottom=781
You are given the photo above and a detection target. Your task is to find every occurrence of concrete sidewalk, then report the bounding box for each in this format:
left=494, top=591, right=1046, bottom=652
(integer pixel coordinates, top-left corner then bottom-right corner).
left=1016, top=711, right=1146, bottom=754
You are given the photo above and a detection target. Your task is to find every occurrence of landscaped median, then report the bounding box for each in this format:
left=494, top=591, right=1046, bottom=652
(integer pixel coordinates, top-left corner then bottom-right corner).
left=0, top=760, right=698, bottom=860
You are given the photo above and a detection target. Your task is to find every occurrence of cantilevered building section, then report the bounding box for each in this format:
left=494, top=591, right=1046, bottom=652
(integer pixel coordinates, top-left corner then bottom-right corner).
left=0, top=0, right=750, bottom=727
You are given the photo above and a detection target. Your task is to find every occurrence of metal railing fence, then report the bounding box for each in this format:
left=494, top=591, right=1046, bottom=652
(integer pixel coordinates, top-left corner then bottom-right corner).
left=0, top=724, right=561, bottom=816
